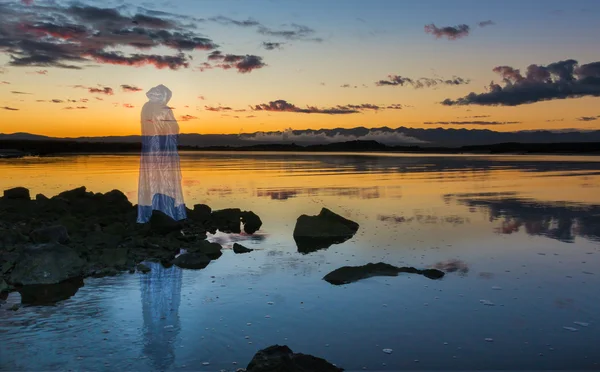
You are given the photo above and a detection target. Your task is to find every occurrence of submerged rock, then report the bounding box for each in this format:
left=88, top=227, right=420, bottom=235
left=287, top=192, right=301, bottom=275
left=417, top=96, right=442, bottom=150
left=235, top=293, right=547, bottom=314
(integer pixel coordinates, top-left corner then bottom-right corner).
left=233, top=242, right=253, bottom=254
left=172, top=252, right=211, bottom=270
left=9, top=243, right=86, bottom=285
left=293, top=208, right=359, bottom=254
left=323, top=262, right=445, bottom=285
left=246, top=345, right=343, bottom=372
left=18, top=277, right=84, bottom=305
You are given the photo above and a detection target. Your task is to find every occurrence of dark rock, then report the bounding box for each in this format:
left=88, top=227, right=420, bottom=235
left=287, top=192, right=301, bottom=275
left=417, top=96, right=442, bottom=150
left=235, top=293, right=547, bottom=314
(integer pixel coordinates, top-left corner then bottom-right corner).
left=8, top=243, right=86, bottom=285
left=241, top=211, right=262, bottom=234
left=0, top=278, right=8, bottom=293
left=35, top=193, right=49, bottom=201
left=149, top=210, right=183, bottom=234
left=30, top=225, right=70, bottom=244
left=186, top=240, right=222, bottom=259
left=212, top=208, right=242, bottom=233
left=9, top=304, right=19, bottom=311
left=18, top=277, right=84, bottom=305
left=293, top=208, right=359, bottom=254
left=246, top=345, right=343, bottom=372
left=54, top=186, right=90, bottom=200
left=323, top=262, right=445, bottom=285
left=137, top=263, right=151, bottom=273
left=172, top=252, right=211, bottom=270
left=0, top=229, right=29, bottom=249
left=188, top=204, right=212, bottom=224
left=90, top=267, right=119, bottom=278
left=233, top=243, right=253, bottom=254
left=99, top=248, right=129, bottom=268
left=3, top=187, right=30, bottom=200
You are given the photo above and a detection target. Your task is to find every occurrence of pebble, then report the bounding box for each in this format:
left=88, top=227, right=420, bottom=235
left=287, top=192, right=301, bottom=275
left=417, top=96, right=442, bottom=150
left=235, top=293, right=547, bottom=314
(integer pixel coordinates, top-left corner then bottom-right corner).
left=202, top=362, right=210, bottom=366
left=484, top=338, right=494, bottom=342
left=480, top=300, right=495, bottom=306
left=563, top=326, right=578, bottom=332
left=573, top=321, right=589, bottom=327
left=267, top=301, right=274, bottom=305
left=492, top=286, right=502, bottom=290
left=382, top=348, right=393, bottom=354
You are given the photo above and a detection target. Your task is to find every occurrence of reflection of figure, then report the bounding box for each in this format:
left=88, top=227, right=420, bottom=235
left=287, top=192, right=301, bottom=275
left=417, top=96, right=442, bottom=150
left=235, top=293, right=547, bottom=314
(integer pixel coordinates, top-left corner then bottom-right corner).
left=140, top=261, right=182, bottom=370
left=137, top=84, right=187, bottom=223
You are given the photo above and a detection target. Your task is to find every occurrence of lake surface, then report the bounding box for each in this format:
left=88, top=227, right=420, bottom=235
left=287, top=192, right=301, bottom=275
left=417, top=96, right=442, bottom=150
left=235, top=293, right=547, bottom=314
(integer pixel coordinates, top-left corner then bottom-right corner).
left=1, top=151, right=600, bottom=371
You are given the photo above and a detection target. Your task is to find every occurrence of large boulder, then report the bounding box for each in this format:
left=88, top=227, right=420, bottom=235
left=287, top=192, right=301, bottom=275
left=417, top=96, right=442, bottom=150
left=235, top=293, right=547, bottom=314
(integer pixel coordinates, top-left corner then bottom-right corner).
left=293, top=208, right=359, bottom=253
left=8, top=243, right=86, bottom=285
left=246, top=345, right=343, bottom=372
left=3, top=187, right=30, bottom=200
left=186, top=240, right=222, bottom=259
left=241, top=211, right=262, bottom=234
left=172, top=252, right=211, bottom=270
left=30, top=225, right=70, bottom=244
left=323, top=262, right=445, bottom=285
left=211, top=208, right=242, bottom=233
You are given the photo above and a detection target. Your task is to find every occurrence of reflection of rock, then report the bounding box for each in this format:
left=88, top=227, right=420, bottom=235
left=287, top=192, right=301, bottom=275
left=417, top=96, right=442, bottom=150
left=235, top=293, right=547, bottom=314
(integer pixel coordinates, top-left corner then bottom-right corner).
left=293, top=208, right=359, bottom=254
left=233, top=242, right=253, bottom=254
left=9, top=243, right=86, bottom=285
left=323, top=262, right=445, bottom=285
left=172, top=252, right=211, bottom=269
left=431, top=259, right=469, bottom=274
left=18, top=277, right=84, bottom=305
left=246, top=345, right=343, bottom=372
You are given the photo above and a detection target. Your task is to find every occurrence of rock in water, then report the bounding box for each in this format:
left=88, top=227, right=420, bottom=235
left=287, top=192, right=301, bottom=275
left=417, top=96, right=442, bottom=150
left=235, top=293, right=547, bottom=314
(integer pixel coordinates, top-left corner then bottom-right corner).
left=9, top=243, right=86, bottom=285
left=172, top=252, right=211, bottom=270
left=211, top=208, right=242, bottom=233
left=233, top=243, right=253, bottom=254
left=3, top=187, right=30, bottom=200
left=30, top=225, right=70, bottom=244
left=246, top=345, right=343, bottom=372
left=241, top=211, right=262, bottom=234
left=186, top=240, right=223, bottom=259
left=323, top=262, right=445, bottom=285
left=293, top=208, right=359, bottom=254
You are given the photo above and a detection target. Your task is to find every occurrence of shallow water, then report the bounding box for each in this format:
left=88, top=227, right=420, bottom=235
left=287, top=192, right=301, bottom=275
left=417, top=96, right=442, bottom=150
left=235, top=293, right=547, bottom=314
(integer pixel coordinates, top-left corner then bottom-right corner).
left=1, top=152, right=600, bottom=371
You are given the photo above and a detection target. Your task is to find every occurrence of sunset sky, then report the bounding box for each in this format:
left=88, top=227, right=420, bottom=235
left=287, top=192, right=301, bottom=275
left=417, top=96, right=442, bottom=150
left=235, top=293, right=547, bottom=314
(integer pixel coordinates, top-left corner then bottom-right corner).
left=1, top=0, right=600, bottom=137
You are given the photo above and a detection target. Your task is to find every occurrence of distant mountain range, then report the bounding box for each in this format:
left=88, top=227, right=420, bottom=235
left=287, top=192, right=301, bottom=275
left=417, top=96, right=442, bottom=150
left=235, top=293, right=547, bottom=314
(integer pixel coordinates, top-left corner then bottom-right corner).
left=1, top=126, right=600, bottom=148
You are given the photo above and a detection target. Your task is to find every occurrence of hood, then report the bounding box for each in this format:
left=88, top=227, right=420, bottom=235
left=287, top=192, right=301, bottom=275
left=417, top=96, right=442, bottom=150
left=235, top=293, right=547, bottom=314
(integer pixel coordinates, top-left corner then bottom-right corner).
left=146, top=84, right=172, bottom=104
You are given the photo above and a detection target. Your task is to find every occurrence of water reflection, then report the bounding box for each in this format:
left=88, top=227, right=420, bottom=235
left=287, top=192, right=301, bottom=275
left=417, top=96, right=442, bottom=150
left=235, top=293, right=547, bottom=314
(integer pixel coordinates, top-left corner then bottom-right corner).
left=446, top=192, right=600, bottom=243
left=255, top=186, right=389, bottom=200
left=140, top=261, right=182, bottom=370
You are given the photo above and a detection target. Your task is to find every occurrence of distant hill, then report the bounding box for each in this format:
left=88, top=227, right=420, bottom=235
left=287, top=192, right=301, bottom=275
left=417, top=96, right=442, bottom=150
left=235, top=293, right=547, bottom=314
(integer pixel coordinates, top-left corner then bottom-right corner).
left=1, top=126, right=600, bottom=148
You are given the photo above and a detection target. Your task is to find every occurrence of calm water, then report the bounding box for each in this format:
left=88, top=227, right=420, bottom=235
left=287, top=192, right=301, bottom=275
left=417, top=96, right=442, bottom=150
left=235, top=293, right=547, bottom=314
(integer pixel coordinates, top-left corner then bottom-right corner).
left=1, top=152, right=600, bottom=371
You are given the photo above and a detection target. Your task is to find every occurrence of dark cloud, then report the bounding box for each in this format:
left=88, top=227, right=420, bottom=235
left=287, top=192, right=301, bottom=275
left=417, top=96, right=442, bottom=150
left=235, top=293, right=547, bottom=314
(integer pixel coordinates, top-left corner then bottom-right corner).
left=478, top=20, right=495, bottom=27
left=423, top=120, right=521, bottom=125
left=0, top=2, right=218, bottom=70
left=179, top=114, right=197, bottom=121
left=577, top=116, right=599, bottom=121
left=2, top=106, right=19, bottom=111
left=51, top=99, right=63, bottom=103
left=209, top=16, right=260, bottom=27
left=11, top=91, right=31, bottom=94
left=64, top=106, right=87, bottom=109
left=424, top=24, right=470, bottom=40
left=121, top=84, right=142, bottom=92
left=258, top=23, right=322, bottom=42
left=441, top=59, right=600, bottom=106
left=252, top=100, right=358, bottom=114
left=198, top=95, right=205, bottom=100
left=376, top=75, right=470, bottom=88
left=204, top=51, right=266, bottom=73
left=205, top=106, right=232, bottom=112
left=88, top=87, right=114, bottom=95
left=386, top=104, right=403, bottom=109
left=262, top=42, right=283, bottom=50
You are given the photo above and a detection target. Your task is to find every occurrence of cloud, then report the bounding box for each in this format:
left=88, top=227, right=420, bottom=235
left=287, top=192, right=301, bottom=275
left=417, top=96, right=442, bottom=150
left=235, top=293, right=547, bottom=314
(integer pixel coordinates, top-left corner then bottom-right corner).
left=123, top=103, right=134, bottom=108
left=577, top=116, right=599, bottom=121
left=478, top=20, right=495, bottom=27
left=0, top=2, right=218, bottom=70
left=179, top=114, right=197, bottom=121
left=88, top=86, right=114, bottom=95
left=205, top=105, right=232, bottom=111
left=257, top=23, right=322, bottom=42
left=2, top=106, right=19, bottom=111
left=0, top=81, right=9, bottom=84
left=51, top=99, right=63, bottom=103
left=424, top=24, right=470, bottom=40
left=441, top=59, right=600, bottom=106
left=251, top=99, right=359, bottom=114
left=121, top=84, right=142, bottom=92
left=376, top=75, right=470, bottom=88
left=11, top=91, right=31, bottom=94
left=386, top=104, right=403, bottom=109
left=63, top=106, right=87, bottom=109
left=340, top=84, right=356, bottom=88
left=239, top=127, right=426, bottom=145
left=198, top=95, right=205, bottom=100
left=208, top=15, right=260, bottom=27
left=262, top=42, right=284, bottom=50
left=423, top=120, right=521, bottom=125
left=204, top=51, right=266, bottom=73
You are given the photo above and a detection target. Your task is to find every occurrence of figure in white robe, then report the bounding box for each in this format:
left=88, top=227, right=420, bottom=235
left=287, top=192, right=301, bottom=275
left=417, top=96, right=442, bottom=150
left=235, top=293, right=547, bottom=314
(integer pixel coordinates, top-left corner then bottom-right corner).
left=137, top=84, right=187, bottom=223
